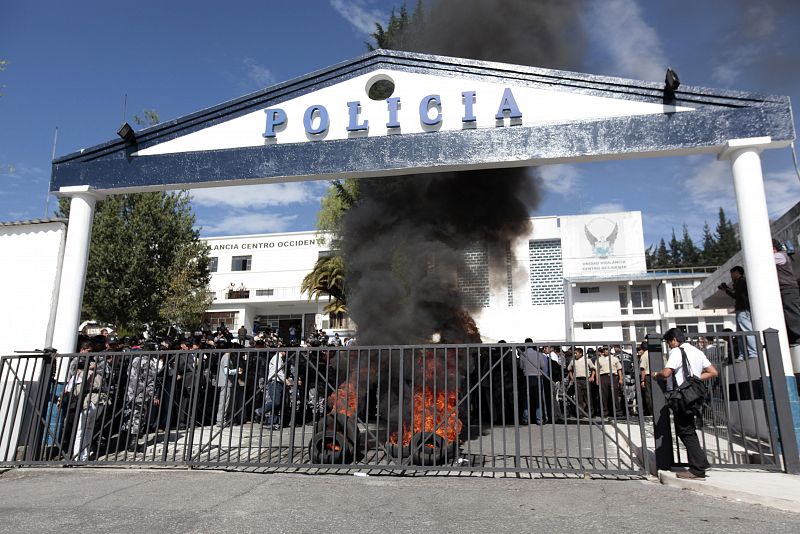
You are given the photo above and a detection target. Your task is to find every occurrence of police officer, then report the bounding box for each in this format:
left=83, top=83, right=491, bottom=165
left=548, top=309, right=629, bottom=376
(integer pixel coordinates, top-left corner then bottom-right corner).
left=121, top=342, right=158, bottom=452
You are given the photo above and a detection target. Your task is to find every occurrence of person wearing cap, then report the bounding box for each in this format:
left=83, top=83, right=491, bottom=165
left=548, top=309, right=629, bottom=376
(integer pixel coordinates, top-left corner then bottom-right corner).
left=566, top=348, right=595, bottom=419
left=652, top=328, right=718, bottom=480
left=595, top=346, right=623, bottom=419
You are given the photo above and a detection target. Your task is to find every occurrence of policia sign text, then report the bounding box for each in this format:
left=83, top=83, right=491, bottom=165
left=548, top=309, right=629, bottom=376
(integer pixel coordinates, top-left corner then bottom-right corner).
left=263, top=88, right=522, bottom=138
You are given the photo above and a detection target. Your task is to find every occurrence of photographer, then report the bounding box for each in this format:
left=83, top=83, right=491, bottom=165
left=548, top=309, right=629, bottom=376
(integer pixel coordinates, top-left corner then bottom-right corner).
left=719, top=266, right=757, bottom=359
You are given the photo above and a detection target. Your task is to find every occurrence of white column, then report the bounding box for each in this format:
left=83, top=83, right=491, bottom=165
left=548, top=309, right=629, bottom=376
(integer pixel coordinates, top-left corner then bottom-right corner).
left=51, top=187, right=99, bottom=354
left=720, top=138, right=793, bottom=371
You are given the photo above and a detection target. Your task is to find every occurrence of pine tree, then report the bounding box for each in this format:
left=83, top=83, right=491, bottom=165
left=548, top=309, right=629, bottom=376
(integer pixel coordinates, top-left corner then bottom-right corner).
left=655, top=238, right=670, bottom=269
left=715, top=207, right=739, bottom=262
left=700, top=222, right=716, bottom=266
left=668, top=229, right=682, bottom=268
left=680, top=224, right=700, bottom=267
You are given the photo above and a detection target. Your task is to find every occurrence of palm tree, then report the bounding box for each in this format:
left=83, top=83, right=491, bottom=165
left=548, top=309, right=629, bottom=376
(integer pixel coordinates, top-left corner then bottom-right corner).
left=301, top=254, right=346, bottom=314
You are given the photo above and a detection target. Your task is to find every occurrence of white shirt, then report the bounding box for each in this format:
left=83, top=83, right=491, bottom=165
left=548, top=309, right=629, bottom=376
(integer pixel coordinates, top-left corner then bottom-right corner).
left=267, top=352, right=287, bottom=382
left=666, top=342, right=712, bottom=387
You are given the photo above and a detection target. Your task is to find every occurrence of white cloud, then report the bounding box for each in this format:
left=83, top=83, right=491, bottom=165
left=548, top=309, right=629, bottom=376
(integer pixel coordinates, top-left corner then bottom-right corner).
left=681, top=156, right=800, bottom=220
left=200, top=212, right=298, bottom=236
left=537, top=164, right=581, bottom=195
left=329, top=0, right=387, bottom=35
left=191, top=182, right=322, bottom=209
left=587, top=0, right=668, bottom=81
left=589, top=202, right=625, bottom=214
left=242, top=57, right=276, bottom=89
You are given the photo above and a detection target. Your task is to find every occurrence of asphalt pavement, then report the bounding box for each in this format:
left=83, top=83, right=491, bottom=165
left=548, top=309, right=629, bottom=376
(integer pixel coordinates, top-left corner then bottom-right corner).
left=1, top=467, right=799, bottom=533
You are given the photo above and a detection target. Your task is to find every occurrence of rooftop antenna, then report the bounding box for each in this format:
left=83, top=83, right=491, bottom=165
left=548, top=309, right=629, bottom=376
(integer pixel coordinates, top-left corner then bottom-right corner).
left=123, top=93, right=128, bottom=123
left=44, top=126, right=58, bottom=218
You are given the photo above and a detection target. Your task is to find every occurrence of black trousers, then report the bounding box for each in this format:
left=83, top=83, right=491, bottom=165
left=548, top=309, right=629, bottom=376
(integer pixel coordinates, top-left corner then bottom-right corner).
left=599, top=374, right=620, bottom=417
left=673, top=410, right=710, bottom=475
left=574, top=378, right=590, bottom=417
left=780, top=287, right=800, bottom=344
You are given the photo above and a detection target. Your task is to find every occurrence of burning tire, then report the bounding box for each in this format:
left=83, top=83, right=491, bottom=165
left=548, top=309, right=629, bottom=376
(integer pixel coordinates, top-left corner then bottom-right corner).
left=308, top=414, right=361, bottom=464
left=409, top=432, right=458, bottom=466
left=309, top=430, right=355, bottom=464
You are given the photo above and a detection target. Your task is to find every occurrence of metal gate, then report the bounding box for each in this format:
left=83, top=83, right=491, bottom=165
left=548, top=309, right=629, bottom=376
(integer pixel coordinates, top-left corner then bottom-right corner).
left=0, top=342, right=649, bottom=476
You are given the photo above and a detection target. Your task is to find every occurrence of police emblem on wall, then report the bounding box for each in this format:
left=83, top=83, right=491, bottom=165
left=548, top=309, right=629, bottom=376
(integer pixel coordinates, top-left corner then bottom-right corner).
left=584, top=218, right=619, bottom=258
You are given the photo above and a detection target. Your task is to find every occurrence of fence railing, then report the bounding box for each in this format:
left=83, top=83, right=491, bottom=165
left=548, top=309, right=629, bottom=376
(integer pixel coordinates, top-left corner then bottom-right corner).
left=1, top=334, right=796, bottom=475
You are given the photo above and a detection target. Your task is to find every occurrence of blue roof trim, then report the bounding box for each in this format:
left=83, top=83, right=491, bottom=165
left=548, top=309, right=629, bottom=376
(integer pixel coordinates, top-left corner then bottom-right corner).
left=52, top=104, right=793, bottom=193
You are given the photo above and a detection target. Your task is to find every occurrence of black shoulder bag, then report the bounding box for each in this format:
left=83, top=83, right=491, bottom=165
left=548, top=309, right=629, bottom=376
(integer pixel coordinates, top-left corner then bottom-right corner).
left=665, top=348, right=707, bottom=417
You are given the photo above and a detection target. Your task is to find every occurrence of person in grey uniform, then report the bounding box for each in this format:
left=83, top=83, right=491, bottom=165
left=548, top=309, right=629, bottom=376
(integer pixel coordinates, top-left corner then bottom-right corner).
left=121, top=344, right=158, bottom=452
left=216, top=342, right=237, bottom=427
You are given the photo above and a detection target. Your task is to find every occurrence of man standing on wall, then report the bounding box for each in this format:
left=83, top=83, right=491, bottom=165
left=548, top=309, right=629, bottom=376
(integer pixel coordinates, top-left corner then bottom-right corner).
left=652, top=328, right=718, bottom=480
left=719, top=266, right=757, bottom=359
left=773, top=239, right=800, bottom=345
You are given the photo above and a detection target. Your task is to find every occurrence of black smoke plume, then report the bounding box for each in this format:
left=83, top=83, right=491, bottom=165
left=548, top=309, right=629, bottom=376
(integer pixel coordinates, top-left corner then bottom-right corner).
left=343, top=0, right=587, bottom=345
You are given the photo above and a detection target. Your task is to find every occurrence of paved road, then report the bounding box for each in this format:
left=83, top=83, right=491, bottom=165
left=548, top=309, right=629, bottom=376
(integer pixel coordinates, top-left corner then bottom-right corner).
left=1, top=468, right=798, bottom=533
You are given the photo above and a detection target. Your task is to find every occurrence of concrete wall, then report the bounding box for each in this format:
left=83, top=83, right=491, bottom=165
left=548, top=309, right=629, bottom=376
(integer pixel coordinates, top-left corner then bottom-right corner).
left=0, top=221, right=67, bottom=356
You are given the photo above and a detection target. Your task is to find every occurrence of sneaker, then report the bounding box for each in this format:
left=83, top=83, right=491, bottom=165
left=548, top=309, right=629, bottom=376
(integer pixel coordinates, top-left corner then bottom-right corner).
left=676, top=471, right=706, bottom=480
left=270, top=424, right=281, bottom=431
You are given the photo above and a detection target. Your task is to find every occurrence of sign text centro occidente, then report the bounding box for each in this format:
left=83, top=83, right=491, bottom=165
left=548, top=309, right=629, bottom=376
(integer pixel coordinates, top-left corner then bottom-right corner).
left=210, top=238, right=325, bottom=251
left=263, top=88, right=522, bottom=138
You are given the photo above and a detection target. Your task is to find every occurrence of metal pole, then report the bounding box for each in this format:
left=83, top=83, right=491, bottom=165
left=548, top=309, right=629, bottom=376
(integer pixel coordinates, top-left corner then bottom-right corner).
left=762, top=329, right=800, bottom=473
left=646, top=333, right=673, bottom=472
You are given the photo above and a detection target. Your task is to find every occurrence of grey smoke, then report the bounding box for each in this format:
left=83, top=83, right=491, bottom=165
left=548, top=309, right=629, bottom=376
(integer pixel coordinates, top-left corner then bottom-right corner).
left=342, top=0, right=587, bottom=345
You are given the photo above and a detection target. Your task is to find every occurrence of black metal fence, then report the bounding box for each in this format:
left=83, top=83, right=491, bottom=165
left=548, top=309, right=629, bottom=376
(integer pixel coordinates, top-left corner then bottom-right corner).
left=0, top=342, right=649, bottom=476
left=1, top=334, right=796, bottom=476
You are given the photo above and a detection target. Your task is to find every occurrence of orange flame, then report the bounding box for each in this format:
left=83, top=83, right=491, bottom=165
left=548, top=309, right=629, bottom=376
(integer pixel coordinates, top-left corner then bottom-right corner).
left=389, top=350, right=462, bottom=446
left=329, top=380, right=359, bottom=417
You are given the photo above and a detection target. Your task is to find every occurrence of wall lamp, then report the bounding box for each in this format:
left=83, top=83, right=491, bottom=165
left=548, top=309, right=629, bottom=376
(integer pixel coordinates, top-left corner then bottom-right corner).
left=664, top=68, right=680, bottom=103
left=117, top=122, right=136, bottom=143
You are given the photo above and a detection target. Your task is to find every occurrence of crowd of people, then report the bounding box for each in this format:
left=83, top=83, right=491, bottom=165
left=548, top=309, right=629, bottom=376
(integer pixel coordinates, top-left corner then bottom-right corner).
left=48, top=322, right=355, bottom=462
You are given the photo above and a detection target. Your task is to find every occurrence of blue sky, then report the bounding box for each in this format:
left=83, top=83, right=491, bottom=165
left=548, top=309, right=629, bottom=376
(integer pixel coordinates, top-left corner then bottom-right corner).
left=1, top=0, right=799, bottom=250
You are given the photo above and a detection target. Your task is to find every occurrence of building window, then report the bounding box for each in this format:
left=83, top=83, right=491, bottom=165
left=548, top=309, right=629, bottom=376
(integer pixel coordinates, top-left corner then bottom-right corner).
left=231, top=255, right=252, bottom=271
left=256, top=289, right=274, bottom=296
left=634, top=321, right=658, bottom=342
left=204, top=311, right=238, bottom=330
left=704, top=319, right=725, bottom=332
left=582, top=322, right=603, bottom=330
left=672, top=280, right=695, bottom=310
left=580, top=286, right=600, bottom=294
left=675, top=318, right=699, bottom=334
left=529, top=240, right=564, bottom=306
left=630, top=285, right=653, bottom=315
left=209, top=257, right=218, bottom=273
left=619, top=285, right=629, bottom=315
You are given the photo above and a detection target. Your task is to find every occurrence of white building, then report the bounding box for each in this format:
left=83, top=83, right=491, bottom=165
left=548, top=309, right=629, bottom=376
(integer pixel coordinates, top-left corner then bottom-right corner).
left=203, top=210, right=734, bottom=344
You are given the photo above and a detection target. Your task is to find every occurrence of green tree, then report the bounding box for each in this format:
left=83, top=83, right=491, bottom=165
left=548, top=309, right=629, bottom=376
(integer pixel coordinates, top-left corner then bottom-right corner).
left=59, top=192, right=211, bottom=333
left=301, top=254, right=346, bottom=314
left=679, top=224, right=700, bottom=266
left=714, top=207, right=739, bottom=263
left=652, top=238, right=669, bottom=269
left=699, top=222, right=716, bottom=266
left=367, top=1, right=424, bottom=51
left=668, top=229, right=682, bottom=267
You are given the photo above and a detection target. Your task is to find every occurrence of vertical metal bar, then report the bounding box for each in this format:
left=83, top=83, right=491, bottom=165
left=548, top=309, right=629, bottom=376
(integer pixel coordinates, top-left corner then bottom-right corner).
left=762, top=328, right=800, bottom=473
left=508, top=344, right=521, bottom=473
left=647, top=335, right=673, bottom=471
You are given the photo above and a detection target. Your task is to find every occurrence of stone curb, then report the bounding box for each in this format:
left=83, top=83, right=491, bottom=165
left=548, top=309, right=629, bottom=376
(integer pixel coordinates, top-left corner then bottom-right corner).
left=658, top=470, right=800, bottom=513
